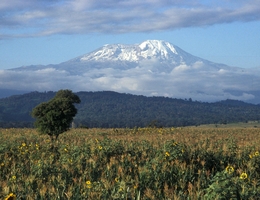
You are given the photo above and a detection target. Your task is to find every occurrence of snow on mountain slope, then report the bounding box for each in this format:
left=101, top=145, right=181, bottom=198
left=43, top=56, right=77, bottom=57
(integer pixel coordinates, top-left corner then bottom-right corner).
left=3, top=40, right=260, bottom=103
left=73, top=40, right=205, bottom=65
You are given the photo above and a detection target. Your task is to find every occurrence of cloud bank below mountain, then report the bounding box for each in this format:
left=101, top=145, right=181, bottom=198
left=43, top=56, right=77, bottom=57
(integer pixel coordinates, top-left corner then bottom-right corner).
left=1, top=63, right=260, bottom=103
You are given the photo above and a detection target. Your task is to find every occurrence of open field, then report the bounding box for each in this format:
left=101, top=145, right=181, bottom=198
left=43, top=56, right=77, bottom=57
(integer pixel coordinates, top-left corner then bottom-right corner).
left=195, top=121, right=260, bottom=129
left=1, top=127, right=260, bottom=199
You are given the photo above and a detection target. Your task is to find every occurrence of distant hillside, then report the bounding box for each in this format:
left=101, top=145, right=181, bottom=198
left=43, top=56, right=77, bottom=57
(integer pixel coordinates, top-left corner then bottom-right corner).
left=0, top=88, right=29, bottom=99
left=0, top=91, right=260, bottom=128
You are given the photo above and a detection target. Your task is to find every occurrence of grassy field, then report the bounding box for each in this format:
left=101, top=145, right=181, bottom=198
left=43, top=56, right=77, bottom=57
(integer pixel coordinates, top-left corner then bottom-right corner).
left=1, top=127, right=260, bottom=199
left=196, top=121, right=260, bottom=128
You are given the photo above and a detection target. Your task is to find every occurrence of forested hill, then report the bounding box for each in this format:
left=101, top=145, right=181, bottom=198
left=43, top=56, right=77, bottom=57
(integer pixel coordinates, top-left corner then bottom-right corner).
left=0, top=91, right=260, bottom=128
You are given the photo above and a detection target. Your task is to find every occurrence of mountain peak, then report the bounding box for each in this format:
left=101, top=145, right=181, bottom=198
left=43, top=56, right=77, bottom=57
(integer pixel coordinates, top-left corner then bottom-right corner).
left=139, top=40, right=178, bottom=55
left=79, top=40, right=182, bottom=62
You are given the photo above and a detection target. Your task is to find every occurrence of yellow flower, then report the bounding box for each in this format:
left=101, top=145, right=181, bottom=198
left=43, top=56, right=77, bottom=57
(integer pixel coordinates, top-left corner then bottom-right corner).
left=254, top=151, right=259, bottom=156
left=98, top=146, right=102, bottom=150
left=5, top=193, right=16, bottom=200
left=1, top=163, right=4, bottom=167
left=225, top=166, right=234, bottom=174
left=240, top=172, right=248, bottom=180
left=165, top=152, right=170, bottom=157
left=64, top=148, right=68, bottom=152
left=21, top=142, right=26, bottom=147
left=115, top=177, right=119, bottom=182
left=249, top=154, right=253, bottom=159
left=11, top=175, right=16, bottom=180
left=86, top=180, right=92, bottom=188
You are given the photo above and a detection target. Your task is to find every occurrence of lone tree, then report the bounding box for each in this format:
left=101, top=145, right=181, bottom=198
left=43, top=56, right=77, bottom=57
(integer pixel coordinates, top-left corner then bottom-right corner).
left=32, top=89, right=81, bottom=141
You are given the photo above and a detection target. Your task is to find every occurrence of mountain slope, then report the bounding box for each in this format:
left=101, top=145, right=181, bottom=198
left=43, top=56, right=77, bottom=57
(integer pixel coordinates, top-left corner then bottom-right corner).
left=2, top=40, right=260, bottom=103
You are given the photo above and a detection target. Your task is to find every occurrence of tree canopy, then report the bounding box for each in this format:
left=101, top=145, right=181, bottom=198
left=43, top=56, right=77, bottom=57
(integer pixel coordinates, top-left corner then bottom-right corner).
left=31, top=90, right=80, bottom=140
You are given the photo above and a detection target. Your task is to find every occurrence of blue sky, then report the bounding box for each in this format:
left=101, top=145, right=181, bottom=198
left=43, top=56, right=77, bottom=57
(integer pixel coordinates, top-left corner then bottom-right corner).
left=1, top=0, right=260, bottom=70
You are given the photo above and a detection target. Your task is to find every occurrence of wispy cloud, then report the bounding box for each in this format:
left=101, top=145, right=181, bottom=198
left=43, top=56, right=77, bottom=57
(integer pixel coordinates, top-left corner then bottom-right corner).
left=1, top=0, right=260, bottom=38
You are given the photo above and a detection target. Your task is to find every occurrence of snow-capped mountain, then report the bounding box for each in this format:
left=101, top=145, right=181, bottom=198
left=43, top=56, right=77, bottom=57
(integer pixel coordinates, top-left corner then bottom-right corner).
left=13, top=40, right=228, bottom=74
left=78, top=40, right=195, bottom=63
left=64, top=40, right=229, bottom=72
left=2, top=40, right=260, bottom=103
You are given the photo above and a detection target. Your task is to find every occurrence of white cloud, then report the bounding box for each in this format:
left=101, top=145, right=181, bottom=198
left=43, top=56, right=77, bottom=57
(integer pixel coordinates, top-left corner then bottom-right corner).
left=1, top=0, right=260, bottom=37
left=172, top=64, right=191, bottom=72
left=1, top=61, right=260, bottom=103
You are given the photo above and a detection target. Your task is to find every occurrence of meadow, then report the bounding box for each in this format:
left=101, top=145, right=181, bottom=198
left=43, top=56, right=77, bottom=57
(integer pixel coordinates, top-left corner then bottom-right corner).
left=1, top=126, right=260, bottom=199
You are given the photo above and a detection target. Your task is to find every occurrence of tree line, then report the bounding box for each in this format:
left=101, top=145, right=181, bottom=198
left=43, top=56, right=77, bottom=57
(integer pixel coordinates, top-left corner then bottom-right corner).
left=0, top=91, right=260, bottom=128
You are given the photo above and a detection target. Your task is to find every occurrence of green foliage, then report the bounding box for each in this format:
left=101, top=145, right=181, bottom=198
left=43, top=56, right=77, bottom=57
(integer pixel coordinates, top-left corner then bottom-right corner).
left=31, top=90, right=80, bottom=140
left=204, top=168, right=260, bottom=199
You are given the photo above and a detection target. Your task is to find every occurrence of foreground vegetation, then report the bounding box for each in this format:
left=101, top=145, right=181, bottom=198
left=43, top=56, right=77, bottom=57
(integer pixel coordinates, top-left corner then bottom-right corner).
left=1, top=127, right=260, bottom=199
